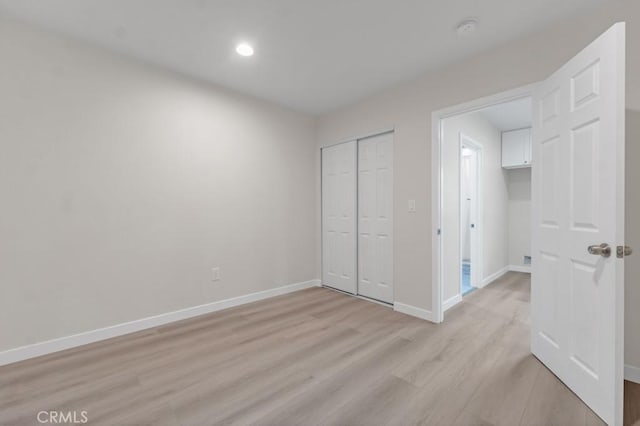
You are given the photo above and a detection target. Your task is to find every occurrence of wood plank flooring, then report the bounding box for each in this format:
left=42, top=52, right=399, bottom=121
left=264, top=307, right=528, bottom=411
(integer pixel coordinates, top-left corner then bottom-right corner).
left=1, top=272, right=638, bottom=425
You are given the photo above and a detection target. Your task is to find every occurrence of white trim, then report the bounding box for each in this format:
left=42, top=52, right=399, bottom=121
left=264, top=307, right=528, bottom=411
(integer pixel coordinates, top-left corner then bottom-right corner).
left=508, top=265, right=532, bottom=274
left=443, top=294, right=463, bottom=311
left=432, top=113, right=444, bottom=323
left=323, top=127, right=395, bottom=148
left=393, top=302, right=434, bottom=322
left=431, top=84, right=536, bottom=323
left=625, top=364, right=640, bottom=385
left=480, top=266, right=510, bottom=288
left=614, top=24, right=627, bottom=426
left=432, top=84, right=538, bottom=121
left=0, top=279, right=321, bottom=367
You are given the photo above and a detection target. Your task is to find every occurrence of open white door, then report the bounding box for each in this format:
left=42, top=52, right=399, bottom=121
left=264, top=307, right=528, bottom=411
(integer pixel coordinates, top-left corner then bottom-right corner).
left=531, top=23, right=625, bottom=425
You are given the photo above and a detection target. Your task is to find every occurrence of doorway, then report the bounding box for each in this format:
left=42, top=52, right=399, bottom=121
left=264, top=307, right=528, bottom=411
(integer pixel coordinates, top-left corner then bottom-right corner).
left=437, top=94, right=532, bottom=313
left=459, top=135, right=481, bottom=296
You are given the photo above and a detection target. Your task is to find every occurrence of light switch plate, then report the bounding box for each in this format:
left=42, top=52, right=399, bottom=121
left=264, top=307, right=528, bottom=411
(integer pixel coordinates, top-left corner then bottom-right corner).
left=212, top=267, right=221, bottom=281
left=408, top=200, right=416, bottom=213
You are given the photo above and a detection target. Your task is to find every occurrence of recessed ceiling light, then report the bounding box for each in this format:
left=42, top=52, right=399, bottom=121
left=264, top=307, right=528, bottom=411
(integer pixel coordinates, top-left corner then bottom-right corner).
left=456, top=19, right=479, bottom=37
left=236, top=43, right=254, bottom=57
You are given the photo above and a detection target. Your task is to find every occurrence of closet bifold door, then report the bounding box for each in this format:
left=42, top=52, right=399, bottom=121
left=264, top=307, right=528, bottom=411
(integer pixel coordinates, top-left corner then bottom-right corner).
left=321, top=141, right=357, bottom=294
left=358, top=133, right=394, bottom=304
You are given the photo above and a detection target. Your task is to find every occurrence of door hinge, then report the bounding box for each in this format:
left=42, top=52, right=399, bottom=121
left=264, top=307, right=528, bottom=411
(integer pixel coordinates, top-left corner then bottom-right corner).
left=616, top=245, right=633, bottom=258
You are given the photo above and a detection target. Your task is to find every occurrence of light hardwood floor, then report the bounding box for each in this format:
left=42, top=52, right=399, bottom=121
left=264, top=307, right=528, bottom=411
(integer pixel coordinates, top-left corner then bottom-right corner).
left=1, top=272, right=638, bottom=425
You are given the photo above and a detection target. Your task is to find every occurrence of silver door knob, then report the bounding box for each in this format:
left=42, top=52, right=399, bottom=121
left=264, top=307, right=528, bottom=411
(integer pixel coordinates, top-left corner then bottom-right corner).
left=588, top=243, right=612, bottom=258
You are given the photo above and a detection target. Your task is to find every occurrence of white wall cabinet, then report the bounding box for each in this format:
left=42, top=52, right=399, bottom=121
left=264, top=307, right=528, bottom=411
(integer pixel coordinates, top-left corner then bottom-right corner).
left=502, top=128, right=532, bottom=169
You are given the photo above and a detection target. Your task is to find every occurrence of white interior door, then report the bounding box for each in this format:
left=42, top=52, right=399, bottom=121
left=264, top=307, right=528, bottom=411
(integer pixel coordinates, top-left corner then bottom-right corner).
left=358, top=133, right=394, bottom=303
left=531, top=23, right=625, bottom=425
left=322, top=141, right=357, bottom=294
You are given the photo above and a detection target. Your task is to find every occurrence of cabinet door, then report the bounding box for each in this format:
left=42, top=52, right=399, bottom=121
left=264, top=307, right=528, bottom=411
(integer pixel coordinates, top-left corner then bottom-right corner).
left=502, top=128, right=531, bottom=168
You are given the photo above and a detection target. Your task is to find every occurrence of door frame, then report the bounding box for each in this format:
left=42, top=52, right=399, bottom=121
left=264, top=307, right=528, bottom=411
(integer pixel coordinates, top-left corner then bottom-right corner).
left=459, top=133, right=483, bottom=292
left=431, top=84, right=535, bottom=323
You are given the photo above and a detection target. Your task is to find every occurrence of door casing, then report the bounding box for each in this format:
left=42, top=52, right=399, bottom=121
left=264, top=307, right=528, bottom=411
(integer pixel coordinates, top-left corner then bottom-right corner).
left=431, top=84, right=536, bottom=323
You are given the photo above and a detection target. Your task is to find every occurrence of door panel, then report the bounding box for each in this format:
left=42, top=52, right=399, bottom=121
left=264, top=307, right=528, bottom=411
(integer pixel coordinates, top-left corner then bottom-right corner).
left=358, top=133, right=394, bottom=303
left=531, top=23, right=625, bottom=425
left=322, top=141, right=357, bottom=294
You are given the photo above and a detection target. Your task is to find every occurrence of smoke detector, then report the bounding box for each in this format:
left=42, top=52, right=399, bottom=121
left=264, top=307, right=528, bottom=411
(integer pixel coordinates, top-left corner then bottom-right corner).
left=456, top=19, right=479, bottom=37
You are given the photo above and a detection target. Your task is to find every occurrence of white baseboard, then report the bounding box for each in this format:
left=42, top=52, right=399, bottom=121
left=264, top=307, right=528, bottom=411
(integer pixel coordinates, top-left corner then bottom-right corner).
left=394, top=302, right=434, bottom=322
left=443, top=294, right=462, bottom=311
left=0, top=279, right=321, bottom=367
left=626, top=364, right=640, bottom=384
left=480, top=266, right=509, bottom=288
left=509, top=265, right=532, bottom=274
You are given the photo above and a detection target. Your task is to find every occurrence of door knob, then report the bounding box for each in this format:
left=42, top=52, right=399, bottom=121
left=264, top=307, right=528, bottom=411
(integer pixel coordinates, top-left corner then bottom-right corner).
left=588, top=243, right=612, bottom=258
left=617, top=246, right=633, bottom=258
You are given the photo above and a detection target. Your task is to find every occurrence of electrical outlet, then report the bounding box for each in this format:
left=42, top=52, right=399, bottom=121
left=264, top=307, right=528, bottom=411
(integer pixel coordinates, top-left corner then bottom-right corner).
left=211, top=267, right=221, bottom=282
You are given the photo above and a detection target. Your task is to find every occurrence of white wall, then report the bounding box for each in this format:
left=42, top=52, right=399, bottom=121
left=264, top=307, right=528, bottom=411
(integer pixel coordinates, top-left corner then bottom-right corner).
left=507, top=168, right=532, bottom=269
left=441, top=112, right=508, bottom=302
left=0, top=18, right=317, bottom=353
left=316, top=0, right=640, bottom=368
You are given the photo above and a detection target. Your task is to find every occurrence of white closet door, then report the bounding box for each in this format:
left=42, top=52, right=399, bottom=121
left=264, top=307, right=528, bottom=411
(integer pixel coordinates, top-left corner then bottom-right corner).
left=358, top=133, right=394, bottom=303
left=322, top=141, right=357, bottom=294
